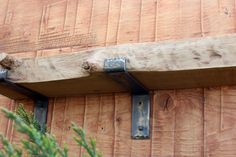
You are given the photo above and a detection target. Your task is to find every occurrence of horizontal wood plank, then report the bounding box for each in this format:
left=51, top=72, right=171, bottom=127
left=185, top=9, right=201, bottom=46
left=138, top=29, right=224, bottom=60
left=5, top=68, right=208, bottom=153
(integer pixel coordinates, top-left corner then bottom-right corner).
left=1, top=34, right=236, bottom=98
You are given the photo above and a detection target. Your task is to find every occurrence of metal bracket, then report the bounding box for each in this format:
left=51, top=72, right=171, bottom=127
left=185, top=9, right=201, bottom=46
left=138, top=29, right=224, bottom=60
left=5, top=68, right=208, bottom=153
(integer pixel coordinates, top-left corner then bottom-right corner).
left=104, top=58, right=150, bottom=139
left=0, top=69, right=48, bottom=132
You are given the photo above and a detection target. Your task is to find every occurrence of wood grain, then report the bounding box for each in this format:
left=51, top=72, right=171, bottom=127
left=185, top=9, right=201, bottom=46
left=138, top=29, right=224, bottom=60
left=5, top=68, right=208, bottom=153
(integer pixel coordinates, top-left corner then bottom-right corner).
left=114, top=93, right=132, bottom=157
left=50, top=97, right=67, bottom=145
left=96, top=94, right=115, bottom=157
left=174, top=89, right=203, bottom=156
left=203, top=0, right=236, bottom=36
left=152, top=90, right=176, bottom=156
left=205, top=87, right=236, bottom=157
left=62, top=96, right=85, bottom=157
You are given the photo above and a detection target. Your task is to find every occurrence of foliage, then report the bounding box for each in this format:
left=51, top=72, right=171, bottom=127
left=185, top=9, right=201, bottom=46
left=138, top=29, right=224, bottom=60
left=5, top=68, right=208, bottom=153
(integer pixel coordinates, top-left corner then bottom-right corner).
left=0, top=135, right=22, bottom=157
left=1, top=108, right=68, bottom=157
left=72, top=123, right=101, bottom=157
left=15, top=104, right=46, bottom=134
left=0, top=106, right=102, bottom=157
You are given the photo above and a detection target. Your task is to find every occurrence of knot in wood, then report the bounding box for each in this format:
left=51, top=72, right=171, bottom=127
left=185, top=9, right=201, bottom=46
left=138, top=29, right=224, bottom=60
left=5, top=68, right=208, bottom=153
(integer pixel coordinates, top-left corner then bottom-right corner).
left=158, top=93, right=175, bottom=111
left=82, top=61, right=97, bottom=72
left=0, top=53, right=21, bottom=70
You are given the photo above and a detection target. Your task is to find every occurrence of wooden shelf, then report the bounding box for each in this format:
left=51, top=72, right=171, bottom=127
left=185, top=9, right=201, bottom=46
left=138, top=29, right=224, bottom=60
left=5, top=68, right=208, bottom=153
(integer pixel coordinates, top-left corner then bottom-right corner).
left=1, top=34, right=236, bottom=99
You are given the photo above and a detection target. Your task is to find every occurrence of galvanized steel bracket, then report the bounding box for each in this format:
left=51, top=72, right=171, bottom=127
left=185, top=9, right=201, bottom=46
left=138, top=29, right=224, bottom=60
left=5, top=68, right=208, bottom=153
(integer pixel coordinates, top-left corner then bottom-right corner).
left=0, top=69, right=48, bottom=132
left=104, top=58, right=150, bottom=139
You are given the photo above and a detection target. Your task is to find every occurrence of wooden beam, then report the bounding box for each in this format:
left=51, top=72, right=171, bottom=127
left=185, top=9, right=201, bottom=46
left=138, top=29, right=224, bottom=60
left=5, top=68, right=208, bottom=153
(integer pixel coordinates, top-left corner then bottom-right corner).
left=2, top=34, right=236, bottom=98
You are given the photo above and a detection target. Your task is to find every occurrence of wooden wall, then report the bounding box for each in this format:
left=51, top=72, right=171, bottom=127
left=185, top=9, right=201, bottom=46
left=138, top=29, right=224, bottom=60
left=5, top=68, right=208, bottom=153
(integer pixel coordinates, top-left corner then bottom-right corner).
left=0, top=0, right=235, bottom=55
left=45, top=88, right=236, bottom=156
left=1, top=0, right=236, bottom=156
left=1, top=88, right=236, bottom=156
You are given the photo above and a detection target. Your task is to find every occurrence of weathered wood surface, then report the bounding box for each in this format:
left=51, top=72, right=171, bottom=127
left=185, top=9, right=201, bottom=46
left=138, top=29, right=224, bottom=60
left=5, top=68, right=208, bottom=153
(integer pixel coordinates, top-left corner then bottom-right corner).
left=5, top=33, right=236, bottom=82
left=1, top=34, right=236, bottom=98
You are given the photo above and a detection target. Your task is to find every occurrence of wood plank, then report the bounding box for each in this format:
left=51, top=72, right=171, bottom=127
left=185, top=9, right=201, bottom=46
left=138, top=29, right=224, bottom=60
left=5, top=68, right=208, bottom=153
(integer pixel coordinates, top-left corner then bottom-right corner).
left=205, top=87, right=236, bottom=157
left=174, top=89, right=203, bottom=156
left=62, top=96, right=85, bottom=157
left=96, top=94, right=115, bottom=157
left=89, top=0, right=110, bottom=47
left=6, top=33, right=236, bottom=81
left=0, top=95, right=13, bottom=137
left=179, top=0, right=201, bottom=38
left=114, top=93, right=132, bottom=157
left=117, top=0, right=141, bottom=44
left=139, top=0, right=156, bottom=42
left=106, top=0, right=122, bottom=46
left=203, top=0, right=236, bottom=36
left=1, top=34, right=236, bottom=98
left=151, top=90, right=176, bottom=156
left=81, top=95, right=100, bottom=156
left=155, top=0, right=180, bottom=40
left=49, top=97, right=67, bottom=145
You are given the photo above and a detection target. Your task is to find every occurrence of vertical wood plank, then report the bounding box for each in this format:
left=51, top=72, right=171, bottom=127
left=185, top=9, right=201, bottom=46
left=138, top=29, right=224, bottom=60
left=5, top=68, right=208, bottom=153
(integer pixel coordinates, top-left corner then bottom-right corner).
left=64, top=0, right=78, bottom=34
left=114, top=93, right=132, bottom=157
left=203, top=0, right=236, bottom=35
left=50, top=97, right=67, bottom=145
left=155, top=0, right=180, bottom=41
left=83, top=95, right=100, bottom=136
left=117, top=0, right=142, bottom=44
left=74, top=0, right=93, bottom=43
left=79, top=95, right=100, bottom=156
left=63, top=96, right=85, bottom=157
left=0, top=0, right=8, bottom=25
left=205, top=87, right=236, bottom=157
left=139, top=0, right=156, bottom=42
left=179, top=0, right=201, bottom=38
left=0, top=95, right=13, bottom=137
left=90, top=0, right=110, bottom=47
left=151, top=90, right=176, bottom=156
left=174, top=89, right=203, bottom=156
left=106, top=0, right=122, bottom=45
left=96, top=94, right=115, bottom=157
left=5, top=99, right=15, bottom=140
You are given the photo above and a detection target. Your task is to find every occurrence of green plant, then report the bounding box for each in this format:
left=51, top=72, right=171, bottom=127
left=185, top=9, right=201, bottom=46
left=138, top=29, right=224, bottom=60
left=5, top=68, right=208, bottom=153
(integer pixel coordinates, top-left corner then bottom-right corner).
left=72, top=124, right=101, bottom=157
left=15, top=104, right=46, bottom=134
left=0, top=134, right=22, bottom=157
left=1, top=108, right=68, bottom=157
left=0, top=106, right=102, bottom=157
